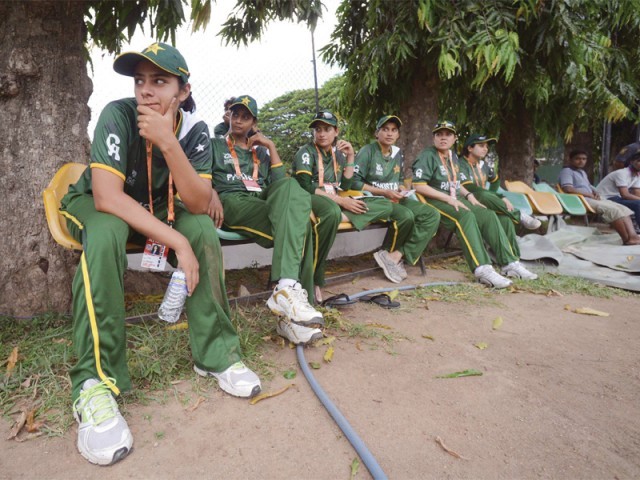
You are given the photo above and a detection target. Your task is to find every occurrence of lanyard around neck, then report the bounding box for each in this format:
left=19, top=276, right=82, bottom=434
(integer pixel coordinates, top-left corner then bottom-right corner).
left=465, top=156, right=485, bottom=187
left=146, top=114, right=179, bottom=225
left=437, top=150, right=457, bottom=187
left=227, top=135, right=260, bottom=181
left=314, top=144, right=338, bottom=187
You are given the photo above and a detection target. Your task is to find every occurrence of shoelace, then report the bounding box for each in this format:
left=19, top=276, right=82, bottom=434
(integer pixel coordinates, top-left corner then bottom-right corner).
left=73, top=378, right=118, bottom=426
left=290, top=286, right=316, bottom=312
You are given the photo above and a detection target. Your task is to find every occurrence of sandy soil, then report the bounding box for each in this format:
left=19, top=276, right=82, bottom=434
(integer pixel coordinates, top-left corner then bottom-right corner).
left=2, top=266, right=640, bottom=480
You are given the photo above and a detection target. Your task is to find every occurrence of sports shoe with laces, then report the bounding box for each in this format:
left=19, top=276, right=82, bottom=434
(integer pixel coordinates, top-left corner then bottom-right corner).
left=501, top=261, right=538, bottom=280
left=519, top=212, right=542, bottom=230
left=276, top=318, right=323, bottom=345
left=73, top=378, right=133, bottom=466
left=474, top=264, right=513, bottom=289
left=194, top=361, right=261, bottom=398
left=267, top=283, right=324, bottom=327
left=373, top=250, right=403, bottom=283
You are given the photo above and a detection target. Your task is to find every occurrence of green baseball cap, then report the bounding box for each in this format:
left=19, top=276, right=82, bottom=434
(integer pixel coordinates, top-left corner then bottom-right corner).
left=229, top=95, right=258, bottom=118
left=309, top=111, right=338, bottom=128
left=376, top=115, right=402, bottom=130
left=113, top=42, right=190, bottom=84
left=432, top=120, right=457, bottom=134
left=464, top=133, right=497, bottom=149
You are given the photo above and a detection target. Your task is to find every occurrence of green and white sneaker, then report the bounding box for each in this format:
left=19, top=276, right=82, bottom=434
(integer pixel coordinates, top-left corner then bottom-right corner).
left=194, top=361, right=261, bottom=398
left=73, top=378, right=133, bottom=466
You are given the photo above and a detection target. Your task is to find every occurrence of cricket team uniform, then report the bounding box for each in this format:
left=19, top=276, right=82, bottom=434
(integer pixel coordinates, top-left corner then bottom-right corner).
left=412, top=146, right=518, bottom=271
left=211, top=137, right=315, bottom=299
left=459, top=156, right=523, bottom=256
left=352, top=142, right=440, bottom=265
left=61, top=98, right=241, bottom=402
left=293, top=143, right=392, bottom=285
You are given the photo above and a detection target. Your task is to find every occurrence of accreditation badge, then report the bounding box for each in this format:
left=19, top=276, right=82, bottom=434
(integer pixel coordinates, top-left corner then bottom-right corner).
left=242, top=178, right=262, bottom=192
left=323, top=184, right=336, bottom=195
left=141, top=238, right=168, bottom=271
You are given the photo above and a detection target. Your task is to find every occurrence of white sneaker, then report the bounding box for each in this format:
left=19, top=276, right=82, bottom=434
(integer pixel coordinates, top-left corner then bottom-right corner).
left=474, top=264, right=513, bottom=289
left=373, top=250, right=403, bottom=283
left=267, top=283, right=324, bottom=327
left=194, top=361, right=261, bottom=398
left=276, top=318, right=323, bottom=345
left=73, top=378, right=133, bottom=466
left=502, top=261, right=538, bottom=280
left=520, top=212, right=542, bottom=230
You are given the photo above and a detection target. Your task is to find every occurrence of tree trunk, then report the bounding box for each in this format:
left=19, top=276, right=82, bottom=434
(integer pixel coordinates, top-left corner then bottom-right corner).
left=398, top=67, right=439, bottom=179
left=0, top=2, right=91, bottom=316
left=496, top=103, right=535, bottom=185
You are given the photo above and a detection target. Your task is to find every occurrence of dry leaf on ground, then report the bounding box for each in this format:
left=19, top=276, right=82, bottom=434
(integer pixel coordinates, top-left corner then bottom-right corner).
left=323, top=346, right=335, bottom=363
left=249, top=384, right=295, bottom=405
left=492, top=317, right=503, bottom=330
left=435, top=436, right=468, bottom=460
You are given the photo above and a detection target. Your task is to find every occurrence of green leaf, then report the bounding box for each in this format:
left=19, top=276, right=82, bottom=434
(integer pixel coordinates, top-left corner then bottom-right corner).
left=309, top=362, right=321, bottom=369
left=350, top=457, right=360, bottom=479
left=283, top=369, right=297, bottom=379
left=436, top=369, right=483, bottom=378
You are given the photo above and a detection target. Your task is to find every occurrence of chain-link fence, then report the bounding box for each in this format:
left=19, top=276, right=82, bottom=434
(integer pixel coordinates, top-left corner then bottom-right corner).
left=87, top=4, right=341, bottom=138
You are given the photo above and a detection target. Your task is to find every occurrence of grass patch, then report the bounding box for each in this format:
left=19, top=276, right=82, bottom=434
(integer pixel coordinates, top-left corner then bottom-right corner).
left=404, top=282, right=501, bottom=306
left=512, top=272, right=637, bottom=299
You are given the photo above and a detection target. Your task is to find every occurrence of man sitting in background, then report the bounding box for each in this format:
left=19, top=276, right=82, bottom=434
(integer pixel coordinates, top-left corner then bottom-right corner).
left=559, top=149, right=640, bottom=245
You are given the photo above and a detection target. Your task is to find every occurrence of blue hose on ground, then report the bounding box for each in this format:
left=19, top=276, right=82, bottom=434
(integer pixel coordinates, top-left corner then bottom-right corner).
left=297, top=281, right=460, bottom=480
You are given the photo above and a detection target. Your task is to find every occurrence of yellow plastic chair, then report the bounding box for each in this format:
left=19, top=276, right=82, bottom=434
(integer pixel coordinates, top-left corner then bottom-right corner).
left=43, top=163, right=142, bottom=251
left=43, top=162, right=87, bottom=250
left=504, top=180, right=563, bottom=215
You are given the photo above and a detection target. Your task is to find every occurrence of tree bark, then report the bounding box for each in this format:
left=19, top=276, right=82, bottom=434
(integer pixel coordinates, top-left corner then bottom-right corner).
left=0, top=1, right=91, bottom=316
left=496, top=103, right=536, bottom=185
left=398, top=67, right=439, bottom=179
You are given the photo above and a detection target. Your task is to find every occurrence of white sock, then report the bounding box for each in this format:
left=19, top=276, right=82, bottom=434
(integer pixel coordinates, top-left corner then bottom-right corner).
left=277, top=278, right=297, bottom=289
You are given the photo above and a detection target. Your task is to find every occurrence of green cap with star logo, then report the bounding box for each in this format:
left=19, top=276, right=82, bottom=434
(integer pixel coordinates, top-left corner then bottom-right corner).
left=229, top=95, right=258, bottom=118
left=113, top=42, right=190, bottom=84
left=376, top=115, right=402, bottom=130
left=432, top=120, right=457, bottom=134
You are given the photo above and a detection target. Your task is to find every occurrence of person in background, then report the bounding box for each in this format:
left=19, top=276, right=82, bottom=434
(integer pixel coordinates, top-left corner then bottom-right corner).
left=459, top=133, right=542, bottom=232
left=60, top=43, right=259, bottom=467
left=595, top=142, right=640, bottom=232
left=559, top=149, right=640, bottom=244
left=210, top=95, right=324, bottom=345
left=351, top=115, right=441, bottom=283
left=412, top=121, right=538, bottom=288
left=533, top=158, right=541, bottom=184
left=213, top=96, right=235, bottom=138
left=292, top=111, right=393, bottom=300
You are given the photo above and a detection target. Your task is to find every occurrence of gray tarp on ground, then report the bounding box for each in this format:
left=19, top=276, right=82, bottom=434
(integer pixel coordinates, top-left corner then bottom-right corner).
left=516, top=220, right=640, bottom=292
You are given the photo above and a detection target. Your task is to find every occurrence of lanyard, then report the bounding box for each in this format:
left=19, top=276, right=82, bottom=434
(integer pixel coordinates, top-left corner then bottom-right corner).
left=226, top=135, right=260, bottom=181
left=315, top=144, right=338, bottom=187
left=467, top=158, right=486, bottom=187
left=145, top=114, right=180, bottom=225
left=437, top=150, right=457, bottom=188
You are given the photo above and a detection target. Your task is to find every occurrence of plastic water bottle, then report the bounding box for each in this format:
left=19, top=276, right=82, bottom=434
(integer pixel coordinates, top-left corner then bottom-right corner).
left=158, top=270, right=188, bottom=323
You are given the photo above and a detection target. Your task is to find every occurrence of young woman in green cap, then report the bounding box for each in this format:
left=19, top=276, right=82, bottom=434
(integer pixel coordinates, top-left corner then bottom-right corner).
left=459, top=134, right=542, bottom=233
left=412, top=121, right=537, bottom=288
left=60, top=43, right=260, bottom=466
left=292, top=111, right=393, bottom=298
left=210, top=95, right=324, bottom=346
left=352, top=115, right=441, bottom=283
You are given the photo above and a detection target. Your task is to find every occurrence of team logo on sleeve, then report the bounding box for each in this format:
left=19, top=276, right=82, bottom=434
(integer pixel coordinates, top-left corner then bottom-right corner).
left=106, top=134, right=121, bottom=161
left=195, top=144, right=205, bottom=152
left=415, top=168, right=423, bottom=179
left=302, top=152, right=311, bottom=165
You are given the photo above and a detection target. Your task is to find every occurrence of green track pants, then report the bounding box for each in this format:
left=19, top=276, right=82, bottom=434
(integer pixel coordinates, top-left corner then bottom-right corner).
left=62, top=194, right=241, bottom=402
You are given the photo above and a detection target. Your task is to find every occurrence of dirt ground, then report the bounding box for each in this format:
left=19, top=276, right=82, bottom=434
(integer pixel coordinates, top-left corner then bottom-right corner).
left=2, top=265, right=640, bottom=480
